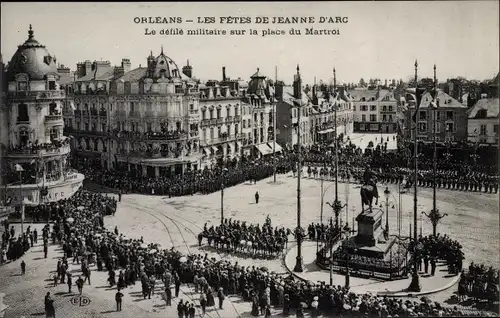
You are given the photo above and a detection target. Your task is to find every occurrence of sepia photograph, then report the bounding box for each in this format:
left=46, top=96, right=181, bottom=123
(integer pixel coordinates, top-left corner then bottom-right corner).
left=0, top=1, right=499, bottom=317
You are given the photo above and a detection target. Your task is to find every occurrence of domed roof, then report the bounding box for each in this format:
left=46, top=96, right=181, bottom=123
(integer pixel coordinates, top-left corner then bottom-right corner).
left=7, top=25, right=58, bottom=81
left=147, top=46, right=182, bottom=80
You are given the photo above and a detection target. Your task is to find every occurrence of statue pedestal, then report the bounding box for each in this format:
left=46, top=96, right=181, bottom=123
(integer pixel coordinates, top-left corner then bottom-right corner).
left=355, top=209, right=384, bottom=247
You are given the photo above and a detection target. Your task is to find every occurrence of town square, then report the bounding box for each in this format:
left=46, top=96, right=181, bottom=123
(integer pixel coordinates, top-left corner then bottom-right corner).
left=1, top=2, right=499, bottom=318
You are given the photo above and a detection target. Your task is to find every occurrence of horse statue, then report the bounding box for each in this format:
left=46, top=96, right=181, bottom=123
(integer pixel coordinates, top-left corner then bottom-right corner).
left=360, top=165, right=379, bottom=214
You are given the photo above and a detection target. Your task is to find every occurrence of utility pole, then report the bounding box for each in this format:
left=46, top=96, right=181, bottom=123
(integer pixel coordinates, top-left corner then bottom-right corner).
left=408, top=60, right=421, bottom=292
left=294, top=64, right=303, bottom=273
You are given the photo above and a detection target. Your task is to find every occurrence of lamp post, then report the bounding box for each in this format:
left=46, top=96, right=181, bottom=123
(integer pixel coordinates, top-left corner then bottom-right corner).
left=220, top=167, right=228, bottom=224
left=383, top=187, right=390, bottom=236
left=273, top=99, right=277, bottom=183
left=408, top=60, right=421, bottom=292
left=293, top=65, right=304, bottom=273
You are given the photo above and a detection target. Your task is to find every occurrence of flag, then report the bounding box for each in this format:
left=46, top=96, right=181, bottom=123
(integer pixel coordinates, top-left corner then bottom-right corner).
left=15, top=164, right=24, bottom=172
left=411, top=88, right=427, bottom=122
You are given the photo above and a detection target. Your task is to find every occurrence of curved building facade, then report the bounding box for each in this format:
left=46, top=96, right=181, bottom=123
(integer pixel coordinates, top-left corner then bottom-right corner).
left=0, top=25, right=84, bottom=206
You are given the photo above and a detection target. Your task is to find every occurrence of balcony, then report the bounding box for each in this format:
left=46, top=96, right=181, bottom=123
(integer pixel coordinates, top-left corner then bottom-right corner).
left=234, top=115, right=241, bottom=122
left=16, top=117, right=30, bottom=125
left=200, top=133, right=240, bottom=146
left=200, top=119, right=210, bottom=127
left=5, top=141, right=71, bottom=158
left=45, top=114, right=63, bottom=123
left=210, top=119, right=217, bottom=125
left=216, top=118, right=224, bottom=124
left=129, top=111, right=140, bottom=117
left=226, top=116, right=233, bottom=123
left=8, top=90, right=66, bottom=100
left=189, top=131, right=199, bottom=138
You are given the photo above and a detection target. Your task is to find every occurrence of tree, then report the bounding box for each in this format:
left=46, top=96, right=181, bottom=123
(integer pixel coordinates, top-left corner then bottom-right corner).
left=359, top=78, right=366, bottom=87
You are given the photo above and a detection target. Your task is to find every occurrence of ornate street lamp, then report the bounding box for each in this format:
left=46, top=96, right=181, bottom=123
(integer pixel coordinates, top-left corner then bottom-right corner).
left=421, top=210, right=448, bottom=237
left=384, top=187, right=390, bottom=236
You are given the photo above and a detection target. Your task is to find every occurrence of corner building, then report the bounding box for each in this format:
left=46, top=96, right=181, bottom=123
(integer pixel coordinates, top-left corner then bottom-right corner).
left=0, top=26, right=84, bottom=205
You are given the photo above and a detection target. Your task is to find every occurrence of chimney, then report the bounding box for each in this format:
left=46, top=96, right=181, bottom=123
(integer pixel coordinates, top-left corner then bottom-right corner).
left=114, top=66, right=125, bottom=79
left=182, top=59, right=192, bottom=78
left=293, top=65, right=302, bottom=99
left=76, top=63, right=85, bottom=78
left=121, top=58, right=131, bottom=73
left=275, top=80, right=284, bottom=101
left=84, top=60, right=92, bottom=75
left=222, top=66, right=227, bottom=81
left=338, top=86, right=345, bottom=99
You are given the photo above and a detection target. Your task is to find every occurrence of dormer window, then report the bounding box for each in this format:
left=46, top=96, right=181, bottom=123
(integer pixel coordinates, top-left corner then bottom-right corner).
left=48, top=81, right=56, bottom=90
left=18, top=81, right=28, bottom=91
left=160, top=61, right=165, bottom=65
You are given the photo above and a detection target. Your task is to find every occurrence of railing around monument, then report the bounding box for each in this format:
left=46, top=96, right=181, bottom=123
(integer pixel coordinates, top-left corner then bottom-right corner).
left=316, top=233, right=410, bottom=281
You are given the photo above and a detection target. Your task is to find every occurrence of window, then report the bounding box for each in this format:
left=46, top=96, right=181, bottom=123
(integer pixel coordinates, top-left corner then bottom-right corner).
left=217, top=109, right=221, bottom=119
left=18, top=103, right=29, bottom=121
left=49, top=128, right=58, bottom=141
left=19, top=130, right=29, bottom=147
left=436, top=111, right=441, bottom=121
left=217, top=127, right=222, bottom=138
left=370, top=105, right=376, bottom=111
left=85, top=123, right=89, bottom=131
left=446, top=123, right=454, bottom=132
left=190, top=104, right=194, bottom=111
left=419, top=111, right=426, bottom=121
left=382, top=114, right=387, bottom=122
left=92, top=124, right=96, bottom=132
left=388, top=106, right=393, bottom=112
left=435, top=122, right=441, bottom=133
left=147, top=122, right=152, bottom=132
left=102, top=123, right=106, bottom=132
left=494, top=124, right=499, bottom=135
left=131, top=123, right=136, bottom=132
left=418, top=122, right=427, bottom=132
left=48, top=81, right=56, bottom=90
left=202, top=110, right=206, bottom=120
left=383, top=106, right=387, bottom=112
left=446, top=111, right=453, bottom=121
left=361, top=114, right=366, bottom=122
left=94, top=141, right=98, bottom=152
left=130, top=102, right=135, bottom=112
left=369, top=114, right=376, bottom=122
left=235, top=124, right=239, bottom=135
left=480, top=124, right=487, bottom=136
left=49, top=103, right=58, bottom=115
left=210, top=128, right=214, bottom=139
left=209, top=109, right=214, bottom=119
left=353, top=105, right=356, bottom=111
left=18, top=81, right=28, bottom=91
left=243, top=120, right=246, bottom=129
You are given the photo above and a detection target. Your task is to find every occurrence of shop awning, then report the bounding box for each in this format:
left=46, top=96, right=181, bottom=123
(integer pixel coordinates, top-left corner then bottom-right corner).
left=255, top=143, right=274, bottom=156
left=211, top=146, right=218, bottom=153
left=266, top=142, right=282, bottom=153
left=203, top=147, right=210, bottom=155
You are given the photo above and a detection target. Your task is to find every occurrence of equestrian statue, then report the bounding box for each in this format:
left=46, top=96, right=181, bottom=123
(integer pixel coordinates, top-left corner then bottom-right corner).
left=360, top=164, right=379, bottom=214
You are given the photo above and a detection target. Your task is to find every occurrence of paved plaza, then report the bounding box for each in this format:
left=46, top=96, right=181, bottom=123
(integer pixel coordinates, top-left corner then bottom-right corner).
left=1, top=170, right=498, bottom=317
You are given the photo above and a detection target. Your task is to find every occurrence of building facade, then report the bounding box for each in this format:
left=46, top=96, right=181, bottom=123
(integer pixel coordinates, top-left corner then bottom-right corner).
left=0, top=26, right=84, bottom=205
left=275, top=66, right=314, bottom=148
left=467, top=98, right=499, bottom=145
left=66, top=49, right=202, bottom=177
left=309, top=84, right=354, bottom=144
left=350, top=88, right=399, bottom=134
left=405, top=90, right=468, bottom=142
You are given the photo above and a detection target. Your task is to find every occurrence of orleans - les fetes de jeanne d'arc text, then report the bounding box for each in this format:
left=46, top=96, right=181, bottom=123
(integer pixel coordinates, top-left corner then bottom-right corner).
left=135, top=16, right=349, bottom=37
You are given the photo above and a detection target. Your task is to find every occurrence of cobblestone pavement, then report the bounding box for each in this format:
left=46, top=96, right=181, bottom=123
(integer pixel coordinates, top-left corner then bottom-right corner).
left=1, top=172, right=498, bottom=317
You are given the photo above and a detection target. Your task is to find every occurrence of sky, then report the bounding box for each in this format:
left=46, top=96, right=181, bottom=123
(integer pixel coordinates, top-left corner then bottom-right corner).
left=1, top=1, right=499, bottom=85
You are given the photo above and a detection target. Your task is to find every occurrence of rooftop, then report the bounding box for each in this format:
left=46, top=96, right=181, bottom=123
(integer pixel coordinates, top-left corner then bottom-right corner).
left=468, top=98, right=499, bottom=119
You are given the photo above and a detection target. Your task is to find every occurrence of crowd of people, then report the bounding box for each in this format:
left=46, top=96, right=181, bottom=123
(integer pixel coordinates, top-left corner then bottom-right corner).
left=458, top=263, right=500, bottom=303
left=9, top=188, right=490, bottom=317
left=198, top=216, right=291, bottom=259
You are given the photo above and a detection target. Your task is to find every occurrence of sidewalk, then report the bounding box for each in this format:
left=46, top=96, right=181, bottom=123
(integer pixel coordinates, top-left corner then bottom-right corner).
left=284, top=240, right=460, bottom=297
